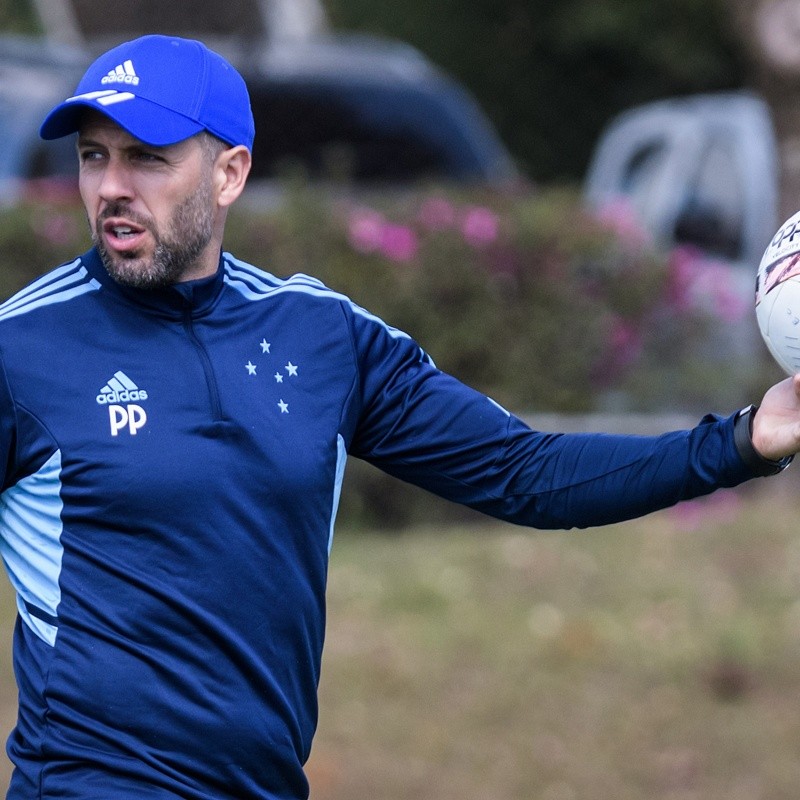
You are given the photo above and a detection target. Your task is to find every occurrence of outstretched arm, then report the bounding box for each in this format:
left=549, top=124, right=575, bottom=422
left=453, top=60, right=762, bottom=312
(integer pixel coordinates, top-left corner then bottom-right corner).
left=349, top=308, right=800, bottom=531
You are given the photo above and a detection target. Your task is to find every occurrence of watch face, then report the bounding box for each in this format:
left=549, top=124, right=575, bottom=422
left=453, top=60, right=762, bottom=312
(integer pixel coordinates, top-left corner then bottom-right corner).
left=757, top=0, right=800, bottom=72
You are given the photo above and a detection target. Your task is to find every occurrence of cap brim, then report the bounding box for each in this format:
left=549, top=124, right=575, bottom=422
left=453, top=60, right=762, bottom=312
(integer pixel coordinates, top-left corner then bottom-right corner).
left=40, top=92, right=204, bottom=146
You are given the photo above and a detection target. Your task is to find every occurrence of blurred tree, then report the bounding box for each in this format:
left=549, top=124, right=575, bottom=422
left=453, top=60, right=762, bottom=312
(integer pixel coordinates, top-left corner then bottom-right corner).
left=326, top=0, right=746, bottom=183
left=725, top=0, right=800, bottom=221
left=0, top=0, right=40, bottom=32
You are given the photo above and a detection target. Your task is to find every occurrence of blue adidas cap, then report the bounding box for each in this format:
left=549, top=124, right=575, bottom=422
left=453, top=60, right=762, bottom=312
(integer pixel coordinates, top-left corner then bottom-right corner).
left=40, top=35, right=255, bottom=150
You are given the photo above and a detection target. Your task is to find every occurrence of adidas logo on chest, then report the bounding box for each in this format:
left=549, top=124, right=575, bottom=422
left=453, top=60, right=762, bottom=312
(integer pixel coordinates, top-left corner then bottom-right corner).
left=96, top=370, right=148, bottom=405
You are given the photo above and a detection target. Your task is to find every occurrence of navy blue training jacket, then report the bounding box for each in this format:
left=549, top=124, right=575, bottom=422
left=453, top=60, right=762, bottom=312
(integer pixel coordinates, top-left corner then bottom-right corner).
left=0, top=247, right=757, bottom=799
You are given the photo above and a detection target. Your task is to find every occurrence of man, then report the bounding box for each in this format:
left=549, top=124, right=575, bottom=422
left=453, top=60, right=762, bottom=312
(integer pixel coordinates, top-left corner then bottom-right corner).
left=0, top=33, right=798, bottom=800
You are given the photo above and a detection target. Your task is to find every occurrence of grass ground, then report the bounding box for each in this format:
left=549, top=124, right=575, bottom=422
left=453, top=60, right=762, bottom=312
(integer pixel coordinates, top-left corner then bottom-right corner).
left=0, top=480, right=799, bottom=798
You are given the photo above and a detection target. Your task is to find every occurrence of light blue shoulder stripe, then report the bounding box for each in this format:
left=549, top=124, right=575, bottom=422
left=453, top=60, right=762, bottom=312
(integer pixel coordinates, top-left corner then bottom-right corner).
left=0, top=259, right=84, bottom=308
left=0, top=450, right=64, bottom=646
left=224, top=254, right=326, bottom=290
left=328, top=435, right=347, bottom=554
left=222, top=253, right=412, bottom=342
left=0, top=259, right=101, bottom=322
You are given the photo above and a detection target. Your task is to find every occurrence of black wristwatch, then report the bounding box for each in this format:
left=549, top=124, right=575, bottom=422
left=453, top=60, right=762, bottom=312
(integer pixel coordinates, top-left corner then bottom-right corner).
left=733, top=404, right=794, bottom=476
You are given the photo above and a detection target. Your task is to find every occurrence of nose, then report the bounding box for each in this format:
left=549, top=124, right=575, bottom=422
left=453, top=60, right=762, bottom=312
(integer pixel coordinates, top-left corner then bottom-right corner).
left=96, top=156, right=135, bottom=203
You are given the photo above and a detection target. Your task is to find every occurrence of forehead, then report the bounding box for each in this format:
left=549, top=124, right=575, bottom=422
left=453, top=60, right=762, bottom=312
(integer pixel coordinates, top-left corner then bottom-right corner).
left=77, top=110, right=142, bottom=145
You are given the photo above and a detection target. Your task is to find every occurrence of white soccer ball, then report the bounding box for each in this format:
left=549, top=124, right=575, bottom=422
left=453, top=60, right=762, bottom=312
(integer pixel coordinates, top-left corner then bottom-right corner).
left=756, top=208, right=800, bottom=374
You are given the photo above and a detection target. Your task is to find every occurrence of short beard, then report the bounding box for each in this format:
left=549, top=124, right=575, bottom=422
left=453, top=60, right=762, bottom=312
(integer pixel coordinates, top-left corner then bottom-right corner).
left=94, top=181, right=215, bottom=291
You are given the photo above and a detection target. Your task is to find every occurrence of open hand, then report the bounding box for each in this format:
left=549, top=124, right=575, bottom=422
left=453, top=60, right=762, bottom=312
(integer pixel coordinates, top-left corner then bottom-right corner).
left=752, top=374, right=800, bottom=461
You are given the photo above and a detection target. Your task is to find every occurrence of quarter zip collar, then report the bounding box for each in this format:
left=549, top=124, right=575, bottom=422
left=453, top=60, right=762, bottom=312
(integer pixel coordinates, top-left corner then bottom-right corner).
left=81, top=246, right=225, bottom=319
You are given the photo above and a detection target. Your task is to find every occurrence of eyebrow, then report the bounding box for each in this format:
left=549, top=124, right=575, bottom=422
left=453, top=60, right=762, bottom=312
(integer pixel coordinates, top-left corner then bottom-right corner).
left=78, top=135, right=151, bottom=148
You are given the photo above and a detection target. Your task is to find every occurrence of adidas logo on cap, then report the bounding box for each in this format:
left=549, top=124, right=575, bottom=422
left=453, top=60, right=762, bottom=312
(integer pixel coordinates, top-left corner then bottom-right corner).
left=101, top=59, right=139, bottom=86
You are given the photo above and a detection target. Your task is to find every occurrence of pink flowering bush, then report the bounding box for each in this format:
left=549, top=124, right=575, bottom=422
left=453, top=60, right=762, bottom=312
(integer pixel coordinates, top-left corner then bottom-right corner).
left=0, top=187, right=779, bottom=415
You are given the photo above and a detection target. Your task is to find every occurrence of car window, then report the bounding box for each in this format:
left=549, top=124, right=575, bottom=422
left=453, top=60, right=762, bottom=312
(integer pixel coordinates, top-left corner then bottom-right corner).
left=620, top=140, right=667, bottom=194
left=674, top=132, right=745, bottom=260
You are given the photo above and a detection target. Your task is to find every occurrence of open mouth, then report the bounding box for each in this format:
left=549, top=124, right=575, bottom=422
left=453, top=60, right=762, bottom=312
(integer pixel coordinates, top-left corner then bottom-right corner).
left=110, top=225, right=139, bottom=239
left=101, top=217, right=149, bottom=251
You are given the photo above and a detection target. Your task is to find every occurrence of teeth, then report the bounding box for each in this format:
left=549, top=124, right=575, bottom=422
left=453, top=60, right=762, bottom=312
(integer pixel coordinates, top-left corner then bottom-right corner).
left=112, top=226, right=135, bottom=237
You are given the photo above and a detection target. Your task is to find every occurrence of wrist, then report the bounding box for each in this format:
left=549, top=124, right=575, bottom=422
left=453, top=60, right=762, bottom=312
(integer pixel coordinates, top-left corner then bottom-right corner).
left=734, top=404, right=793, bottom=476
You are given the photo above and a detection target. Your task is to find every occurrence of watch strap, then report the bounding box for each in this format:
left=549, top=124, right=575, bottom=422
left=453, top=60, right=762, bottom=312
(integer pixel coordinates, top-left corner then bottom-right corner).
left=734, top=404, right=793, bottom=477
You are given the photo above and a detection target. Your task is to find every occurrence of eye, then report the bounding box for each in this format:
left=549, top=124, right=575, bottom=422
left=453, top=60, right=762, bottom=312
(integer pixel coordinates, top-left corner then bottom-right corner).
left=133, top=150, right=166, bottom=164
left=78, top=148, right=105, bottom=163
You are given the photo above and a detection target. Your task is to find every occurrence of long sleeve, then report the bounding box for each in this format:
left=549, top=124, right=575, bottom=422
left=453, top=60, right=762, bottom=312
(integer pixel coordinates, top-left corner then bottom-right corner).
left=347, top=309, right=753, bottom=530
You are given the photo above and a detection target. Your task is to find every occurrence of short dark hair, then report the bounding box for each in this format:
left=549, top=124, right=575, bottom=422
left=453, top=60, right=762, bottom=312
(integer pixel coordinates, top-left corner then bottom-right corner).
left=197, top=131, right=229, bottom=163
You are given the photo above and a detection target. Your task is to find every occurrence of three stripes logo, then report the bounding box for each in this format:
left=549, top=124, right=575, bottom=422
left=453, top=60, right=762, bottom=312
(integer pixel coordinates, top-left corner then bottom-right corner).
left=67, top=89, right=135, bottom=108
left=101, top=59, right=139, bottom=86
left=96, top=371, right=148, bottom=437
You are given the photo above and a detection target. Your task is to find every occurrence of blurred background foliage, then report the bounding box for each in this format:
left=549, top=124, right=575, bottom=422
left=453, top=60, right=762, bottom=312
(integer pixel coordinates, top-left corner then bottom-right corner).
left=0, top=0, right=39, bottom=33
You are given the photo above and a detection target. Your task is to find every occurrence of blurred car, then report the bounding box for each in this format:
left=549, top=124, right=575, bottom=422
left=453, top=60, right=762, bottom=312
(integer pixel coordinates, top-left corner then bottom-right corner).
left=0, top=0, right=519, bottom=205
left=583, top=91, right=782, bottom=366
left=583, top=91, right=779, bottom=269
left=246, top=36, right=519, bottom=188
left=0, top=35, right=85, bottom=204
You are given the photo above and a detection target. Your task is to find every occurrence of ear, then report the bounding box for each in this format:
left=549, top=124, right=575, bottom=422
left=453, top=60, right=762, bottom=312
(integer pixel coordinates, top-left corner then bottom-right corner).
left=214, top=145, right=252, bottom=208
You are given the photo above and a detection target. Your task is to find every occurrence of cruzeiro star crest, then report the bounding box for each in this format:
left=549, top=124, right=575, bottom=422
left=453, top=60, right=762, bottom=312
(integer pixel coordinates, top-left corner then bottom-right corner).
left=244, top=337, right=300, bottom=415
